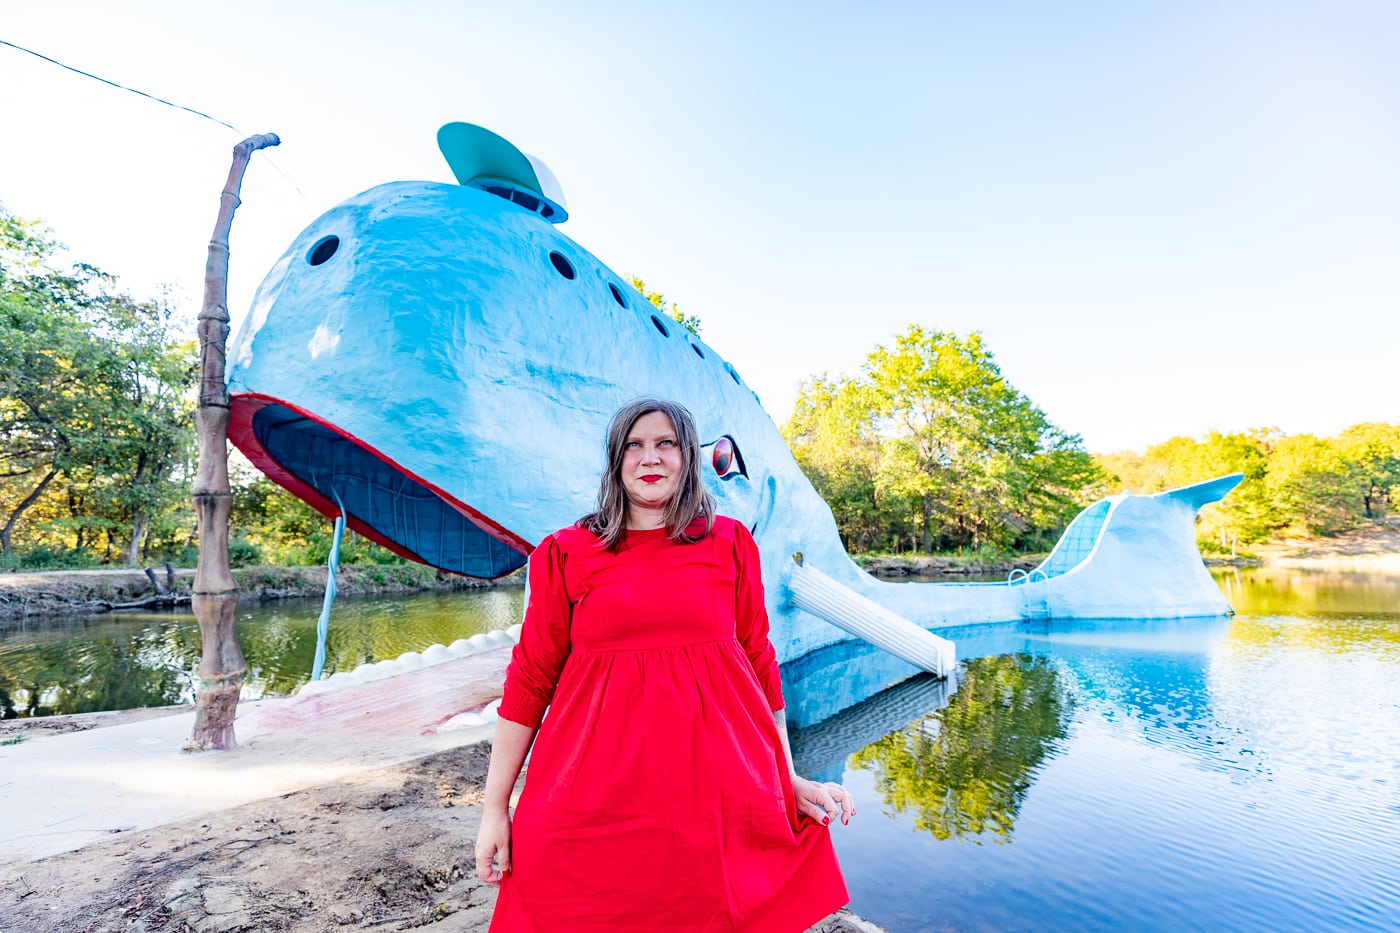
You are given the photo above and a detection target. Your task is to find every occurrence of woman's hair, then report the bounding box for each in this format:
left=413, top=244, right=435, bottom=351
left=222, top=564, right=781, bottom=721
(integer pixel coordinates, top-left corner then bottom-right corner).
left=580, top=397, right=715, bottom=550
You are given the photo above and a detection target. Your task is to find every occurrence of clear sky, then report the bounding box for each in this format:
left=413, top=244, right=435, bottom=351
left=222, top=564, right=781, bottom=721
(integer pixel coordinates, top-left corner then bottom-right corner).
left=3, top=1, right=1396, bottom=453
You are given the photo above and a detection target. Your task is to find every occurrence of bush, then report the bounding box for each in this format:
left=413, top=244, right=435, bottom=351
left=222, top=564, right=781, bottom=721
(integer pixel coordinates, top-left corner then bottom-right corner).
left=227, top=535, right=264, bottom=567
left=3, top=544, right=104, bottom=570
left=147, top=543, right=199, bottom=567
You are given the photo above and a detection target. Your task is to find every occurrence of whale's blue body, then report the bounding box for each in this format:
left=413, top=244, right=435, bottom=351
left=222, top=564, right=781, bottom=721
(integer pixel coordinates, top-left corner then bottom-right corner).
left=226, top=127, right=1239, bottom=669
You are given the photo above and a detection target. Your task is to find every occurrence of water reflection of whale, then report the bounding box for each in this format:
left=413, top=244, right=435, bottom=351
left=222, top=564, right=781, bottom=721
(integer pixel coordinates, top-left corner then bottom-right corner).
left=943, top=616, right=1237, bottom=762
left=786, top=617, right=1238, bottom=785
left=781, top=619, right=1061, bottom=781
left=784, top=638, right=957, bottom=778
left=1026, top=616, right=1245, bottom=767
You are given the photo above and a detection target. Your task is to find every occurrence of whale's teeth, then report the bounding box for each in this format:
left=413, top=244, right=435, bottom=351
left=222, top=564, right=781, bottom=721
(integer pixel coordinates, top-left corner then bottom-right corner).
left=294, top=627, right=522, bottom=697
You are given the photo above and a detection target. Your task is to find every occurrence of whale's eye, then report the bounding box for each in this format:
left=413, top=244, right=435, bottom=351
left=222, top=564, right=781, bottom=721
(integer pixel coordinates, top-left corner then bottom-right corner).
left=549, top=251, right=575, bottom=280
left=713, top=438, right=733, bottom=473
left=705, top=436, right=746, bottom=480
left=307, top=236, right=340, bottom=266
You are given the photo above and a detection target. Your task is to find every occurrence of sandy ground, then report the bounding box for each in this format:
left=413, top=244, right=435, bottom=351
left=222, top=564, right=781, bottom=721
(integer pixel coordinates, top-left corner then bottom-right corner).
left=1, top=739, right=503, bottom=932
left=0, top=665, right=880, bottom=933
left=1241, top=521, right=1400, bottom=571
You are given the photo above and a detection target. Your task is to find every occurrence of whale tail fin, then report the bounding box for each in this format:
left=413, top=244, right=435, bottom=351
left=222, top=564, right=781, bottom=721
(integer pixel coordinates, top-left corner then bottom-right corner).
left=1021, top=472, right=1245, bottom=583
left=1152, top=472, right=1245, bottom=511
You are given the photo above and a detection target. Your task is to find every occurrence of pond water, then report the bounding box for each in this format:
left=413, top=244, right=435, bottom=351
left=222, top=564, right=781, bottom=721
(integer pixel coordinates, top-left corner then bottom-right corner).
left=789, top=567, right=1400, bottom=932
left=2, top=568, right=1398, bottom=929
left=0, top=590, right=524, bottom=717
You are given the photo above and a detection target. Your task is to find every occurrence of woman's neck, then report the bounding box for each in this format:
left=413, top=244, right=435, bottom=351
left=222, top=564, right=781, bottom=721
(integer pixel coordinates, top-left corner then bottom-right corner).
left=625, top=505, right=668, bottom=530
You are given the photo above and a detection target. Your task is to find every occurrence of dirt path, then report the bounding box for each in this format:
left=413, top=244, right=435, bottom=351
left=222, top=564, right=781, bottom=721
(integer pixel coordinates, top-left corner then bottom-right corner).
left=0, top=742, right=499, bottom=932
left=0, top=741, right=878, bottom=933
left=1225, top=521, right=1400, bottom=571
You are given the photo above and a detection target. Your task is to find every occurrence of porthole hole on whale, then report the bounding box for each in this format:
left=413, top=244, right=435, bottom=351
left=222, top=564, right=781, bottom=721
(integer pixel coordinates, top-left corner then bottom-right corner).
left=609, top=282, right=627, bottom=308
left=691, top=343, right=705, bottom=359
left=548, top=251, right=575, bottom=280
left=723, top=362, right=741, bottom=385
left=650, top=314, right=670, bottom=337
left=249, top=403, right=527, bottom=578
left=307, top=235, right=340, bottom=266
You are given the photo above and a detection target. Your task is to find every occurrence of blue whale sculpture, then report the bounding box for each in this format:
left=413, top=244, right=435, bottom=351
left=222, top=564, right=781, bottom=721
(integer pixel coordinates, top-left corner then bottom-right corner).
left=226, top=123, right=1240, bottom=667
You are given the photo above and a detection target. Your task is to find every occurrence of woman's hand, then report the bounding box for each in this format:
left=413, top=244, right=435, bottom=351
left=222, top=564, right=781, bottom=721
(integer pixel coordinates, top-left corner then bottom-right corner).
left=792, top=775, right=856, bottom=826
left=475, top=808, right=513, bottom=886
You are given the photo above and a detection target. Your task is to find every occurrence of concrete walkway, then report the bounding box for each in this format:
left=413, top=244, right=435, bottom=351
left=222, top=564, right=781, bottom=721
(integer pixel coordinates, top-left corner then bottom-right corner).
left=0, top=647, right=510, bottom=862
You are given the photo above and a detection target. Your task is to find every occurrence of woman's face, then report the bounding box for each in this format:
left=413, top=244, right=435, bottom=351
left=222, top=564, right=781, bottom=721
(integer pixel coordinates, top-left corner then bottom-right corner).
left=621, top=411, right=684, bottom=514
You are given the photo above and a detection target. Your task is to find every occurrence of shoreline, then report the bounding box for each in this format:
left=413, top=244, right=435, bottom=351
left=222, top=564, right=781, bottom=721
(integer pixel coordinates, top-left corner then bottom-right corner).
left=7, top=520, right=1400, bottom=627
left=0, top=563, right=525, bottom=628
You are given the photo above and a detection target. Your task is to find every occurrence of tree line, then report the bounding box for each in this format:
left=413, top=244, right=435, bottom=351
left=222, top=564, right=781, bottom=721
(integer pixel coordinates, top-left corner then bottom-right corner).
left=4, top=205, right=1396, bottom=567
left=1, top=207, right=194, bottom=566
left=1097, top=423, right=1400, bottom=553
left=786, top=325, right=1399, bottom=555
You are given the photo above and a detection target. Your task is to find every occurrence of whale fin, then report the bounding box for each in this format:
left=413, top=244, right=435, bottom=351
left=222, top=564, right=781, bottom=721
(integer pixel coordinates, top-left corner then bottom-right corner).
left=787, top=558, right=956, bottom=678
left=437, top=122, right=569, bottom=223
left=1152, top=472, right=1245, bottom=511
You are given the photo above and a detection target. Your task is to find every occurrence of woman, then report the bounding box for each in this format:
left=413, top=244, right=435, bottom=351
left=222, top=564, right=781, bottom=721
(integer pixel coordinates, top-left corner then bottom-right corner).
left=475, top=397, right=854, bottom=932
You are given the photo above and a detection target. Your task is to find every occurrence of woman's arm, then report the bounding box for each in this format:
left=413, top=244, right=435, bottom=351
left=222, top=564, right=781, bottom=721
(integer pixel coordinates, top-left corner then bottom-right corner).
left=474, top=718, right=538, bottom=886
left=773, top=708, right=797, bottom=777
left=773, top=708, right=855, bottom=826
left=475, top=534, right=575, bottom=884
left=495, top=535, right=574, bottom=728
left=730, top=523, right=856, bottom=827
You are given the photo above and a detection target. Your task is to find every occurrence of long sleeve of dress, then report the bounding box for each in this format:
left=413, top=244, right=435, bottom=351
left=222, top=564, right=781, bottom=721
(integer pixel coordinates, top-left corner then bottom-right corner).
left=733, top=521, right=786, bottom=712
left=497, top=534, right=573, bottom=728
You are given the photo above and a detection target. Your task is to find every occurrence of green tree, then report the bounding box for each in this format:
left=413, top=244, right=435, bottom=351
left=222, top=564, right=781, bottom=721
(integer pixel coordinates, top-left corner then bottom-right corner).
left=0, top=213, right=112, bottom=558
left=1187, top=431, right=1280, bottom=547
left=82, top=295, right=196, bottom=564
left=788, top=325, right=1099, bottom=554
left=1095, top=430, right=1281, bottom=549
left=1093, top=423, right=1400, bottom=549
left=1265, top=434, right=1354, bottom=536
left=867, top=327, right=1098, bottom=552
left=230, top=465, right=321, bottom=563
left=784, top=376, right=891, bottom=550
left=1333, top=423, right=1400, bottom=520
left=0, top=206, right=195, bottom=564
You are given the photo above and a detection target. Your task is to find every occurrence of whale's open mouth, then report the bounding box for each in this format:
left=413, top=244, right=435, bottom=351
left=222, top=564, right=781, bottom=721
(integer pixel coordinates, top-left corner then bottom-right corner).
left=228, top=394, right=533, bottom=578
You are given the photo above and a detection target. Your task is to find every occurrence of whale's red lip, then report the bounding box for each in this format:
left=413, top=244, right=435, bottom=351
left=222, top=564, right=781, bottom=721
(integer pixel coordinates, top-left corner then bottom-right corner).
left=228, top=393, right=533, bottom=579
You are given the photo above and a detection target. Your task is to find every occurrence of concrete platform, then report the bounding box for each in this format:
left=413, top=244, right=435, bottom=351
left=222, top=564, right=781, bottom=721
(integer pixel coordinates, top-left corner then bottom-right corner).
left=0, top=647, right=510, bottom=862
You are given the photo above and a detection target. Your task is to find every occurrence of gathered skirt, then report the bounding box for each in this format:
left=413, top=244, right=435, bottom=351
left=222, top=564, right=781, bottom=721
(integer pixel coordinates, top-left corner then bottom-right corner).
left=489, top=637, right=847, bottom=932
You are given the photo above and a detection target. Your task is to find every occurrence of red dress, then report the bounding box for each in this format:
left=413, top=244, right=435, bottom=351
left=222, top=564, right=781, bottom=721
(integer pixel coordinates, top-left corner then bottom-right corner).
left=491, top=516, right=848, bottom=932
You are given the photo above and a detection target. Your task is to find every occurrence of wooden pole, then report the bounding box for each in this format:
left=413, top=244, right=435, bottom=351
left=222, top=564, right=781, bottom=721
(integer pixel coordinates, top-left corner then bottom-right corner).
left=186, top=133, right=280, bottom=752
